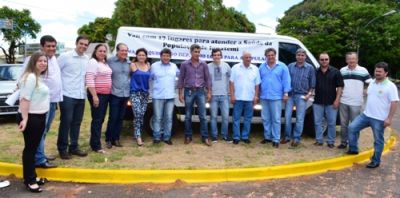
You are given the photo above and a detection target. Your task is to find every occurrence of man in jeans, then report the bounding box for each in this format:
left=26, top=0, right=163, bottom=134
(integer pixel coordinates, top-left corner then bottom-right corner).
left=347, top=62, right=398, bottom=168
left=207, top=48, right=231, bottom=143
left=57, top=35, right=89, bottom=159
left=338, top=52, right=371, bottom=149
left=313, top=52, right=344, bottom=148
left=151, top=48, right=179, bottom=145
left=284, top=48, right=315, bottom=148
left=230, top=51, right=260, bottom=145
left=105, top=43, right=131, bottom=148
left=22, top=35, right=61, bottom=168
left=259, top=48, right=291, bottom=148
left=178, top=44, right=212, bottom=146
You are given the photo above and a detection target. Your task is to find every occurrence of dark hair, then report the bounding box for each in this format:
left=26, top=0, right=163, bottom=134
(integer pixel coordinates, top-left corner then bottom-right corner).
left=190, top=44, right=201, bottom=52
left=116, top=43, right=128, bottom=51
left=211, top=48, right=222, bottom=56
left=134, top=48, right=148, bottom=63
left=40, top=35, right=57, bottom=46
left=160, top=48, right=172, bottom=56
left=346, top=52, right=358, bottom=59
left=91, top=44, right=108, bottom=62
left=264, top=48, right=276, bottom=56
left=375, top=62, right=389, bottom=72
left=76, top=35, right=89, bottom=44
left=21, top=52, right=48, bottom=87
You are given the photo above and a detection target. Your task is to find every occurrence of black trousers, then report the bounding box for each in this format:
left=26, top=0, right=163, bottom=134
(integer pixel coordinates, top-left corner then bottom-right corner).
left=18, top=113, right=46, bottom=184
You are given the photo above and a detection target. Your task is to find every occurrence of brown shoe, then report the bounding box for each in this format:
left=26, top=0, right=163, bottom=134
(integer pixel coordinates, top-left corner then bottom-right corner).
left=203, top=138, right=212, bottom=146
left=112, top=140, right=123, bottom=147
left=280, top=139, right=290, bottom=144
left=184, top=137, right=192, bottom=144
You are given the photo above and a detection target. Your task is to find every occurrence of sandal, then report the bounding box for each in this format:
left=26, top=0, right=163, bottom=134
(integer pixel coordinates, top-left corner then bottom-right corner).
left=26, top=183, right=42, bottom=193
left=36, top=178, right=48, bottom=185
left=136, top=137, right=143, bottom=146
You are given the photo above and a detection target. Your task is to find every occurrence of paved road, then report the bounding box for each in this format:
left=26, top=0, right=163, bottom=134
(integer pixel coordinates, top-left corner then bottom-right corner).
left=1, top=110, right=399, bottom=197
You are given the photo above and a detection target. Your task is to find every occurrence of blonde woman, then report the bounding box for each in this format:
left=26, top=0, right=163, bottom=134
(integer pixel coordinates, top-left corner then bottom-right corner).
left=17, top=52, right=49, bottom=193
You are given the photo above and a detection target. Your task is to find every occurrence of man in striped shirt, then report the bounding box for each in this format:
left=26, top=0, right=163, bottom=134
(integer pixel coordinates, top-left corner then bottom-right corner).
left=337, top=52, right=371, bottom=149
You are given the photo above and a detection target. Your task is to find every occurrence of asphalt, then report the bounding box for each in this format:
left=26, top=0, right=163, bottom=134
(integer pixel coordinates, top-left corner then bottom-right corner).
left=1, top=109, right=399, bottom=197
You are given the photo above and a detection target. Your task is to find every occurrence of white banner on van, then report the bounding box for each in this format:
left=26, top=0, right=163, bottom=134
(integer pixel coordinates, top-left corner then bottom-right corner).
left=116, top=27, right=278, bottom=63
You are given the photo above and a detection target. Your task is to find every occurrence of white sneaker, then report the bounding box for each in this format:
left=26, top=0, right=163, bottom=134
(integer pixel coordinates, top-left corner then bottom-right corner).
left=0, top=180, right=10, bottom=188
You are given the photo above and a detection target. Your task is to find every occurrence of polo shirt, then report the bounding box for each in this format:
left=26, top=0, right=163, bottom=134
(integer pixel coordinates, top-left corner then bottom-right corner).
left=230, top=62, right=261, bottom=101
left=314, top=66, right=344, bottom=105
left=340, top=65, right=371, bottom=106
left=107, top=56, right=131, bottom=98
left=364, top=78, right=399, bottom=121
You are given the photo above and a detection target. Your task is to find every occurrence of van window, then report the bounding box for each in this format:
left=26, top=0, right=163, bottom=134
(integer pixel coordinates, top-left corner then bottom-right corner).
left=279, top=42, right=315, bottom=67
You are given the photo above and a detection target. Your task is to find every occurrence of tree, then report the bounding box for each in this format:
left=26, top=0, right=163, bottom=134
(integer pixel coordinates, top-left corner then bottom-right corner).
left=0, top=6, right=41, bottom=63
left=277, top=0, right=400, bottom=76
left=79, top=0, right=255, bottom=48
left=78, top=17, right=111, bottom=43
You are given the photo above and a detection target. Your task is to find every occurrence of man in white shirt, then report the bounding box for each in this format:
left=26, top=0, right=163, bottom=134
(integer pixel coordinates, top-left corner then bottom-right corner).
left=22, top=35, right=62, bottom=169
left=57, top=36, right=90, bottom=159
left=338, top=52, right=371, bottom=149
left=230, top=51, right=261, bottom=145
left=347, top=62, right=398, bottom=168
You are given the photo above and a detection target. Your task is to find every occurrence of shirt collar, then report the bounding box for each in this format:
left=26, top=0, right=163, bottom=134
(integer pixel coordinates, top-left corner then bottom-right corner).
left=373, top=77, right=389, bottom=85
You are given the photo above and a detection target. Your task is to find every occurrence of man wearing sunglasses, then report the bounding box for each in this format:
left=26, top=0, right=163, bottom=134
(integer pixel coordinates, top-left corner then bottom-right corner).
left=313, top=53, right=344, bottom=148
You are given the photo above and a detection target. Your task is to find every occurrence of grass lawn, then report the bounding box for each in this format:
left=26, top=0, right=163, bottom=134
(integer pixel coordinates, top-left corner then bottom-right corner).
left=0, top=101, right=390, bottom=170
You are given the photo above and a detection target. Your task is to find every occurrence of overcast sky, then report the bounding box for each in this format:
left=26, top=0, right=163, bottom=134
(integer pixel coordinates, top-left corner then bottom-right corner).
left=1, top=0, right=301, bottom=48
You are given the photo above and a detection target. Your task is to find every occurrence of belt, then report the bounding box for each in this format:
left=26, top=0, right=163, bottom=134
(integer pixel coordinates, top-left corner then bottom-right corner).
left=186, top=87, right=205, bottom=91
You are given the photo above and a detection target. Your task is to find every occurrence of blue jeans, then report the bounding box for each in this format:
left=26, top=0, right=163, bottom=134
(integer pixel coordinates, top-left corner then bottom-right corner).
left=261, top=99, right=282, bottom=143
left=313, top=104, right=338, bottom=144
left=35, top=102, right=56, bottom=165
left=184, top=89, right=208, bottom=139
left=57, top=96, right=85, bottom=153
left=88, top=93, right=110, bottom=151
left=284, top=94, right=307, bottom=142
left=348, top=113, right=385, bottom=164
left=232, top=100, right=253, bottom=140
left=105, top=95, right=128, bottom=142
left=210, top=95, right=229, bottom=140
left=152, top=98, right=175, bottom=141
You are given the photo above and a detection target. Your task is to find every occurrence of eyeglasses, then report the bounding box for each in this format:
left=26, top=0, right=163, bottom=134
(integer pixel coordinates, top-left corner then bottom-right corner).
left=319, top=59, right=329, bottom=61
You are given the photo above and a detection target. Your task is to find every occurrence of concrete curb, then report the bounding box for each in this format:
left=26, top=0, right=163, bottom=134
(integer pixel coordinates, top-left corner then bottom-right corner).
left=0, top=131, right=397, bottom=184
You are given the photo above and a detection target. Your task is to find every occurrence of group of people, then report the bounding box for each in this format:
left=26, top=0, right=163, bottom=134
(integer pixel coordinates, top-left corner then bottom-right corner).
left=15, top=34, right=398, bottom=193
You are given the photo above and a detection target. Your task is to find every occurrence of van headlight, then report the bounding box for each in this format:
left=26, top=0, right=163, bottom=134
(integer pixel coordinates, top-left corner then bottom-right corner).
left=127, top=100, right=132, bottom=107
left=254, top=104, right=262, bottom=110
left=205, top=103, right=210, bottom=108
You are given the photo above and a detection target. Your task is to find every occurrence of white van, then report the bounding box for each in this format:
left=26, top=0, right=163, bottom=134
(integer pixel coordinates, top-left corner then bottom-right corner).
left=115, top=26, right=320, bottom=136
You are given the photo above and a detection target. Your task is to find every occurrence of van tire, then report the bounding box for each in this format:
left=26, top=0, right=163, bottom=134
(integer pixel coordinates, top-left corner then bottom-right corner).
left=144, top=106, right=177, bottom=137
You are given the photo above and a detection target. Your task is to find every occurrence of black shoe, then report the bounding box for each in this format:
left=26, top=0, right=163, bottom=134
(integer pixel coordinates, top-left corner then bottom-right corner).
left=242, top=139, right=251, bottom=144
left=233, top=139, right=239, bottom=145
left=337, top=143, right=347, bottom=149
left=59, top=152, right=71, bottom=160
left=366, top=161, right=380, bottom=168
left=153, top=140, right=161, bottom=144
left=272, top=142, right=279, bottom=148
left=163, top=140, right=173, bottom=145
left=260, top=139, right=272, bottom=144
left=327, top=143, right=335, bottom=148
left=35, top=161, right=57, bottom=169
left=313, top=142, right=323, bottom=146
left=36, top=178, right=48, bottom=185
left=45, top=155, right=56, bottom=161
left=346, top=150, right=359, bottom=155
left=289, top=141, right=300, bottom=149
left=69, top=149, right=88, bottom=157
left=26, top=183, right=42, bottom=193
left=222, top=137, right=233, bottom=143
left=106, top=141, right=112, bottom=149
left=112, top=140, right=123, bottom=147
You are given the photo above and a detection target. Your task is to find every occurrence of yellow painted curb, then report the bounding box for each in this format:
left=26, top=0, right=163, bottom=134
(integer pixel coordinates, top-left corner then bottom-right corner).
left=0, top=131, right=397, bottom=184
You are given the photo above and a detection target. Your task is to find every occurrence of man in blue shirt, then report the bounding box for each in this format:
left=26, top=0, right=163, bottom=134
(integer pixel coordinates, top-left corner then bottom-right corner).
left=105, top=43, right=131, bottom=148
left=284, top=48, right=316, bottom=148
left=151, top=48, right=179, bottom=145
left=259, top=48, right=291, bottom=148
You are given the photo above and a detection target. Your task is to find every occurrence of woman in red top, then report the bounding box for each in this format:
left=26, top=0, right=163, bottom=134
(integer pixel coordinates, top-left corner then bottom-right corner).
left=86, top=44, right=112, bottom=153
